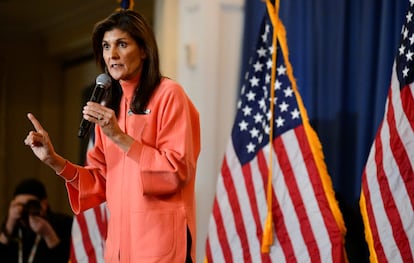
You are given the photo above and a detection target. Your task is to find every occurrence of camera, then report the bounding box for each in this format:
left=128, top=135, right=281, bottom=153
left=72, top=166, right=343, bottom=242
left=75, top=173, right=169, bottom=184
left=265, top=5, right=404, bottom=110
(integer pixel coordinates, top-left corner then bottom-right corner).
left=20, top=199, right=42, bottom=227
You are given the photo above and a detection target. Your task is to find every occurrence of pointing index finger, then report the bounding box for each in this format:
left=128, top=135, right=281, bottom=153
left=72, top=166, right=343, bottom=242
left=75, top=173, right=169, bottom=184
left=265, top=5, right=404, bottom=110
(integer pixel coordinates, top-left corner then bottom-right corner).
left=27, top=113, right=45, bottom=132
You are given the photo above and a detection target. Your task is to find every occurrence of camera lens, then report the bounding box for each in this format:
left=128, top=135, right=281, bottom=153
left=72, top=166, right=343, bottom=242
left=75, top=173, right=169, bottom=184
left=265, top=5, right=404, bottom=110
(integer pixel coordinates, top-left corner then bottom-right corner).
left=20, top=199, right=42, bottom=227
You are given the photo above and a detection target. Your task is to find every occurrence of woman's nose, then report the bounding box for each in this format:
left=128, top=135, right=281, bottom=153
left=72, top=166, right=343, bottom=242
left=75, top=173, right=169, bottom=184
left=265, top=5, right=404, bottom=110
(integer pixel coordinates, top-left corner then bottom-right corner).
left=109, top=47, right=119, bottom=58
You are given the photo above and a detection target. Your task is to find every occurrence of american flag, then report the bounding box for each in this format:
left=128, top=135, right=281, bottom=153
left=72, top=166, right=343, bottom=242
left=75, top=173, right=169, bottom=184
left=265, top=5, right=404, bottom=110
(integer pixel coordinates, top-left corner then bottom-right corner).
left=204, top=2, right=346, bottom=262
left=69, top=203, right=108, bottom=263
left=359, top=2, right=414, bottom=262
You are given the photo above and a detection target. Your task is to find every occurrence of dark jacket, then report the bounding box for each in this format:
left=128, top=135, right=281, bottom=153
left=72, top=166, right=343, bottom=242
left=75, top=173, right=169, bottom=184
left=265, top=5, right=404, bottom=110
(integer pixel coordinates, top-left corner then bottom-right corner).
left=0, top=210, right=73, bottom=263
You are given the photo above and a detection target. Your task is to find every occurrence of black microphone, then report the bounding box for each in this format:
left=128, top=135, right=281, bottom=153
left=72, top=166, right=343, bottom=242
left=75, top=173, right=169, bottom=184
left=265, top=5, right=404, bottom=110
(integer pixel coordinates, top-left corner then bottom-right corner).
left=78, top=73, right=112, bottom=138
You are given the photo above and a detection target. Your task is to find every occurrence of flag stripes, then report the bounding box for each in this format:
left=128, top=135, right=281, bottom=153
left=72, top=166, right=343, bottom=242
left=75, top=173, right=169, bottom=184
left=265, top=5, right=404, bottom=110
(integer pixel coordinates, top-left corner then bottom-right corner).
left=70, top=203, right=108, bottom=263
left=361, top=72, right=414, bottom=262
left=206, top=128, right=344, bottom=262
left=402, top=86, right=414, bottom=131
left=71, top=213, right=98, bottom=263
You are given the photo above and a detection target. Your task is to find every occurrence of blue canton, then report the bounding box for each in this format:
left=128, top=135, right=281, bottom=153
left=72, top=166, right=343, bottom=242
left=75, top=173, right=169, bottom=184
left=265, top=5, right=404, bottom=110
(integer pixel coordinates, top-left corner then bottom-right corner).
left=397, top=1, right=414, bottom=86
left=232, top=13, right=302, bottom=165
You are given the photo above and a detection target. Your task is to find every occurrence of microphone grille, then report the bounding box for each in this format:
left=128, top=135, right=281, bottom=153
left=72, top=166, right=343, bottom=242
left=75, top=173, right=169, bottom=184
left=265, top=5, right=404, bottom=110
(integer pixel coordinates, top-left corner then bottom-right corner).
left=96, top=73, right=112, bottom=89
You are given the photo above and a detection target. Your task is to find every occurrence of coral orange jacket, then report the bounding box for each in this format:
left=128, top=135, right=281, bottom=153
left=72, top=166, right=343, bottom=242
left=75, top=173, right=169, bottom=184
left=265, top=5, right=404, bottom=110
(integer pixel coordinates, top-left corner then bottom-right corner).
left=59, top=78, right=200, bottom=262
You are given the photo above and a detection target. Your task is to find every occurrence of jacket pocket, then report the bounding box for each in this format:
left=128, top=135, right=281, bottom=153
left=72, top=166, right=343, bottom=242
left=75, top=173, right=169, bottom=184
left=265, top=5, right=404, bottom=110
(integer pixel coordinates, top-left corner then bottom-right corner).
left=130, top=210, right=175, bottom=258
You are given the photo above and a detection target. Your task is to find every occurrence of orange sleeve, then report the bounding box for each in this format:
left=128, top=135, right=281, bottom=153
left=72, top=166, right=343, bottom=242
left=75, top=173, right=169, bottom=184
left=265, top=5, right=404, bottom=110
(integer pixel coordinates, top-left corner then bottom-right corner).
left=127, top=81, right=200, bottom=196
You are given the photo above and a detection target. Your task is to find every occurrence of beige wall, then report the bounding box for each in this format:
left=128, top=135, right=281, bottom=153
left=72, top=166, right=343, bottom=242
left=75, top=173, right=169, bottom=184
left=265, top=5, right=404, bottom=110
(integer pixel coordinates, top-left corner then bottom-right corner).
left=155, top=1, right=244, bottom=261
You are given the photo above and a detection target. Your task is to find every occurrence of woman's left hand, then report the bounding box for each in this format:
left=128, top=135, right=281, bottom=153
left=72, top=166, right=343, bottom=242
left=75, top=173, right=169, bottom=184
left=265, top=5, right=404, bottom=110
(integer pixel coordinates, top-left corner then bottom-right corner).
left=82, top=102, right=123, bottom=138
left=82, top=102, right=134, bottom=152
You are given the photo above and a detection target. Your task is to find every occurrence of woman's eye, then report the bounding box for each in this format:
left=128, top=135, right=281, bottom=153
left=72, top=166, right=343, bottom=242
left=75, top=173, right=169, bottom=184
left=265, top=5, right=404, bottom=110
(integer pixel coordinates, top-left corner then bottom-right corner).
left=102, top=43, right=110, bottom=50
left=119, top=42, right=127, bottom=48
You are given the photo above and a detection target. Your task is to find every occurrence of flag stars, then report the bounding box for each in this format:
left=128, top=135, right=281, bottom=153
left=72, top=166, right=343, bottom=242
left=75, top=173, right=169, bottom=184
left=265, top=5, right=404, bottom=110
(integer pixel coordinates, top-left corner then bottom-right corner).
left=403, top=27, right=409, bottom=39
left=246, top=142, right=256, bottom=153
left=261, top=32, right=268, bottom=43
left=259, top=98, right=266, bottom=110
left=275, top=116, right=285, bottom=127
left=244, top=71, right=250, bottom=81
left=264, top=125, right=270, bottom=135
left=265, top=73, right=271, bottom=84
left=253, top=61, right=264, bottom=72
left=253, top=113, right=264, bottom=124
left=284, top=86, right=294, bottom=97
left=240, top=85, right=246, bottom=95
left=261, top=24, right=270, bottom=42
left=275, top=80, right=282, bottom=90
left=399, top=44, right=406, bottom=55
left=269, top=45, right=274, bottom=55
left=239, top=120, right=249, bottom=131
left=266, top=59, right=273, bottom=69
left=410, top=33, right=414, bottom=45
left=258, top=134, right=263, bottom=144
left=407, top=11, right=413, bottom=23
left=403, top=66, right=410, bottom=77
left=406, top=50, right=414, bottom=61
left=279, top=101, right=289, bottom=112
left=250, top=127, right=260, bottom=138
left=246, top=90, right=256, bottom=101
left=266, top=110, right=272, bottom=121
left=291, top=108, right=300, bottom=119
left=262, top=86, right=269, bottom=98
left=265, top=24, right=270, bottom=34
left=242, top=105, right=253, bottom=116
left=237, top=99, right=242, bottom=109
left=250, top=76, right=260, bottom=87
left=277, top=65, right=287, bottom=75
left=257, top=47, right=267, bottom=57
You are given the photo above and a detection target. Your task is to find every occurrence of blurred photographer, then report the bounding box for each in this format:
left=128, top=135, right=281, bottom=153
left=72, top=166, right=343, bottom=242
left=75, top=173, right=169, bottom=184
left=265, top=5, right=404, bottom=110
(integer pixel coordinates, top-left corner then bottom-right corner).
left=0, top=178, right=72, bottom=263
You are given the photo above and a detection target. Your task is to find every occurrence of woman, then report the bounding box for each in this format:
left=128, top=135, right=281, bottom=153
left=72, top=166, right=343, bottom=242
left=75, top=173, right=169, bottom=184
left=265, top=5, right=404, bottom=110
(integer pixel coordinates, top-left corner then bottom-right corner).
left=24, top=9, right=200, bottom=263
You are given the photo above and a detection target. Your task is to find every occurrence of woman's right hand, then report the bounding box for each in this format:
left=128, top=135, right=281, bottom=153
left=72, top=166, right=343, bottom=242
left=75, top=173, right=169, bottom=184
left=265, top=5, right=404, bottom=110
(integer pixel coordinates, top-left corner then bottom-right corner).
left=24, top=113, right=66, bottom=173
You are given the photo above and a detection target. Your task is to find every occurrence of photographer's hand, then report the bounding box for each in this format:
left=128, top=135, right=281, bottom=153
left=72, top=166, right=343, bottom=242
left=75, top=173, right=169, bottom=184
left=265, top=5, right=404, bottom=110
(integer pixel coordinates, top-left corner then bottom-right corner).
left=29, top=216, right=60, bottom=248
left=1, top=200, right=23, bottom=244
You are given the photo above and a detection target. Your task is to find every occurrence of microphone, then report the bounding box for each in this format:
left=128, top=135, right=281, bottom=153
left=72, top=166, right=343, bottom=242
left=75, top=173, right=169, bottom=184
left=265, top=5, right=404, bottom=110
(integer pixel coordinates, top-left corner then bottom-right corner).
left=78, top=73, right=112, bottom=138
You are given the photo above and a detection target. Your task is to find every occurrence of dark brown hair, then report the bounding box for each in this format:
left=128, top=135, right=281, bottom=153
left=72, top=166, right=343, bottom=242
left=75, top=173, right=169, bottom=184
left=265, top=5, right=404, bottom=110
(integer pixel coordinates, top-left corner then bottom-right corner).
left=92, top=9, right=162, bottom=114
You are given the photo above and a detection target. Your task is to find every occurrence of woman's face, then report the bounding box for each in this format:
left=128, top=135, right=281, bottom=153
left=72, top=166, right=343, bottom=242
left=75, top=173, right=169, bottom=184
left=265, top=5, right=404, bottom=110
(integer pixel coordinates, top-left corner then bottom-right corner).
left=102, top=28, right=146, bottom=81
